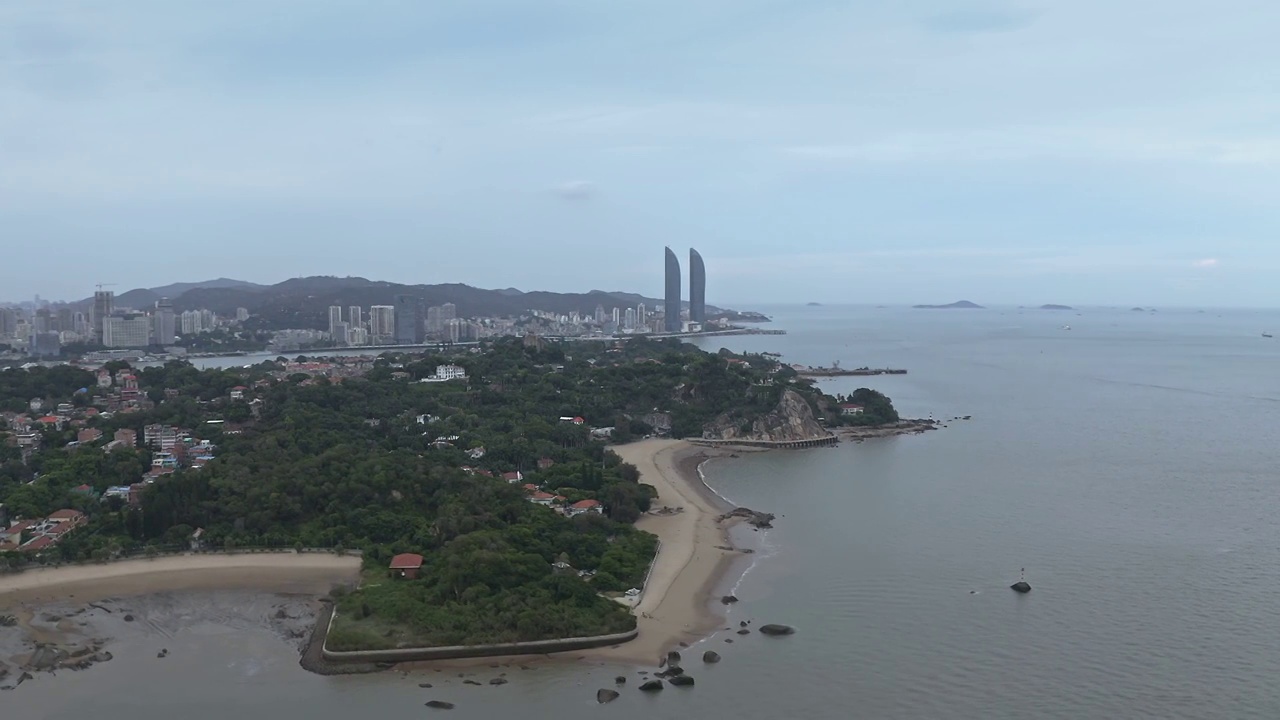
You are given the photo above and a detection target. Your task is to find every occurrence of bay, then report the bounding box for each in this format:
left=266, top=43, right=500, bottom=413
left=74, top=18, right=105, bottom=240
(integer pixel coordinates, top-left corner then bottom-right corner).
left=9, top=304, right=1280, bottom=719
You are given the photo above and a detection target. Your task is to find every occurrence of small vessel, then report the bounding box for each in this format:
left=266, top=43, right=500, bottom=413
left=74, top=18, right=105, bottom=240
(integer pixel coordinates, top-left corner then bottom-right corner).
left=1062, top=325, right=1071, bottom=330
left=1263, top=333, right=1274, bottom=338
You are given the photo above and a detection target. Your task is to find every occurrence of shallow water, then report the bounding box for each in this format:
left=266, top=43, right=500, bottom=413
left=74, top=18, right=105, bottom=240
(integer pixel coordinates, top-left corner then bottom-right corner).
left=10, top=305, right=1280, bottom=718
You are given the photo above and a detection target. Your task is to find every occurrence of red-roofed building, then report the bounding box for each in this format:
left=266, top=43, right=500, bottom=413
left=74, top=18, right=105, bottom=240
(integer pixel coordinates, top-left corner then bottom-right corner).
left=77, top=428, right=103, bottom=444
left=537, top=457, right=556, bottom=470
left=37, top=415, right=61, bottom=427
left=503, top=471, right=524, bottom=483
left=389, top=553, right=424, bottom=580
left=568, top=499, right=604, bottom=517
left=521, top=483, right=538, bottom=492
left=48, top=509, right=87, bottom=524
left=230, top=386, right=248, bottom=401
left=530, top=491, right=556, bottom=505
left=19, top=535, right=57, bottom=553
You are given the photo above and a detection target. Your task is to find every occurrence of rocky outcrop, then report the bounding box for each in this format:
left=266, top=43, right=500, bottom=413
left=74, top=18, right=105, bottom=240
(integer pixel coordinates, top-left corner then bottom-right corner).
left=719, top=507, right=775, bottom=528
left=1010, top=581, right=1031, bottom=593
left=702, top=651, right=721, bottom=663
left=666, top=650, right=681, bottom=665
left=668, top=675, right=695, bottom=687
left=702, top=389, right=828, bottom=442
left=639, top=679, right=664, bottom=692
left=720, top=595, right=739, bottom=604
left=597, top=689, right=620, bottom=704
left=425, top=700, right=455, bottom=709
left=758, top=624, right=796, bottom=636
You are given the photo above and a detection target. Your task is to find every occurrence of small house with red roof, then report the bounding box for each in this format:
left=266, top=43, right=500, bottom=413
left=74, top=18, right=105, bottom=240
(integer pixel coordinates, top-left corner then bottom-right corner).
left=530, top=491, right=557, bottom=506
left=229, top=386, right=248, bottom=401
left=503, top=471, right=524, bottom=483
left=568, top=499, right=604, bottom=517
left=389, top=552, right=424, bottom=580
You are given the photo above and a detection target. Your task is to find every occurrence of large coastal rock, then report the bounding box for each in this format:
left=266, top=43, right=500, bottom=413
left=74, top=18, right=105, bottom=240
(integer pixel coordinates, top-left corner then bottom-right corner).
left=702, top=389, right=828, bottom=442
left=639, top=679, right=664, bottom=692
left=597, top=689, right=620, bottom=704
left=1011, top=581, right=1032, bottom=593
left=703, top=651, right=721, bottom=663
left=758, top=624, right=796, bottom=636
left=719, top=507, right=775, bottom=528
left=668, top=675, right=695, bottom=687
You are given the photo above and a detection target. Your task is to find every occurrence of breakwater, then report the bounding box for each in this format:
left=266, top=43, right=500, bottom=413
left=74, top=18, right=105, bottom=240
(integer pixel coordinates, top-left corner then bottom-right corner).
left=692, top=435, right=840, bottom=449
left=794, top=366, right=907, bottom=377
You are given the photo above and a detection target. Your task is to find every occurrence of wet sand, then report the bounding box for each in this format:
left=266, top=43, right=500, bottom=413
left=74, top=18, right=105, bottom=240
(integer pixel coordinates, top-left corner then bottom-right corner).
left=0, top=553, right=362, bottom=607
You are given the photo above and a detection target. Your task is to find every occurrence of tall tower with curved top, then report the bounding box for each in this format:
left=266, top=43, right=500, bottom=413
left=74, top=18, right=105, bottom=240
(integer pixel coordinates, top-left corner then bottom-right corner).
left=664, top=247, right=682, bottom=332
left=689, top=248, right=706, bottom=324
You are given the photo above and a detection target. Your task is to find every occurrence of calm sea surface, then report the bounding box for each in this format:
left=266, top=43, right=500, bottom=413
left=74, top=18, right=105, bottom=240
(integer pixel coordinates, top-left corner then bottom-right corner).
left=11, top=305, right=1280, bottom=719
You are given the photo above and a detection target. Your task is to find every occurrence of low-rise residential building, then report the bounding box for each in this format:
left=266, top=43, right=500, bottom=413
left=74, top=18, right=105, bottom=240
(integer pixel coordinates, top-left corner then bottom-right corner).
left=568, top=499, right=604, bottom=517
left=839, top=404, right=865, bottom=415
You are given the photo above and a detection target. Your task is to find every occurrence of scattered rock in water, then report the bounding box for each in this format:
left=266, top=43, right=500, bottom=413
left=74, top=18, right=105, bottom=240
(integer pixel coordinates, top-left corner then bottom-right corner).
left=157, top=649, right=169, bottom=658
left=739, top=620, right=749, bottom=627
left=666, top=650, right=682, bottom=665
left=488, top=678, right=508, bottom=686
left=419, top=683, right=433, bottom=688
left=718, top=507, right=775, bottom=529
left=93, top=652, right=113, bottom=664
left=1011, top=581, right=1032, bottom=593
left=668, top=675, right=695, bottom=687
left=737, top=629, right=750, bottom=635
left=122, top=615, right=135, bottom=622
left=724, top=639, right=734, bottom=643
left=679, top=641, right=689, bottom=648
left=597, top=688, right=620, bottom=704
left=425, top=700, right=455, bottom=709
left=614, top=675, right=626, bottom=685
left=720, top=595, right=739, bottom=605
left=463, top=679, right=481, bottom=686
left=639, top=679, right=664, bottom=692
left=758, top=624, right=796, bottom=636
left=702, top=651, right=721, bottom=664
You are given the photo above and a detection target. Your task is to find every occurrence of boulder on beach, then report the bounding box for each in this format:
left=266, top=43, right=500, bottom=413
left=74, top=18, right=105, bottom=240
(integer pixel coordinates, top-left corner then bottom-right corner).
left=737, top=628, right=751, bottom=635
left=758, top=624, right=795, bottom=636
left=720, top=595, right=739, bottom=604
left=488, top=677, right=508, bottom=686
left=702, top=651, right=721, bottom=664
left=122, top=614, right=134, bottom=622
left=614, top=675, right=626, bottom=685
left=639, top=679, right=664, bottom=692
left=668, top=675, right=695, bottom=687
left=666, top=650, right=682, bottom=665
left=419, top=683, right=433, bottom=688
left=463, top=679, right=481, bottom=686
left=425, top=700, right=455, bottom=709
left=1011, top=581, right=1032, bottom=593
left=597, top=688, right=620, bottom=704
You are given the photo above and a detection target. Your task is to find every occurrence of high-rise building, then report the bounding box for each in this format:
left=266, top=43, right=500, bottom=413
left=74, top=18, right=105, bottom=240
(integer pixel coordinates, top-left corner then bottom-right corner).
left=92, top=290, right=114, bottom=342
left=103, top=314, right=152, bottom=348
left=28, top=332, right=61, bottom=358
left=664, top=246, right=681, bottom=332
left=624, top=307, right=636, bottom=329
left=689, top=248, right=706, bottom=324
left=235, top=307, right=250, bottom=322
left=594, top=304, right=606, bottom=324
left=348, top=306, right=362, bottom=330
left=426, top=306, right=443, bottom=333
left=394, top=295, right=423, bottom=344
left=612, top=307, right=620, bottom=325
left=331, top=321, right=350, bottom=345
left=153, top=298, right=176, bottom=346
left=637, top=303, right=647, bottom=327
left=328, top=306, right=343, bottom=337
left=440, top=303, right=457, bottom=323
left=56, top=307, right=74, bottom=333
left=0, top=308, right=17, bottom=337
left=370, top=305, right=395, bottom=343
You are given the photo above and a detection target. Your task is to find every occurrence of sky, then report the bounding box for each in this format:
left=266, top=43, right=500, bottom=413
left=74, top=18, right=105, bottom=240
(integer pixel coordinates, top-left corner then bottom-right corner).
left=2, top=0, right=1279, bottom=307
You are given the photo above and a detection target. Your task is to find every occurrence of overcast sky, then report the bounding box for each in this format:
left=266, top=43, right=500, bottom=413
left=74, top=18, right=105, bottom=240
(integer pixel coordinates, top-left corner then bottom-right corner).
left=3, top=1, right=1278, bottom=306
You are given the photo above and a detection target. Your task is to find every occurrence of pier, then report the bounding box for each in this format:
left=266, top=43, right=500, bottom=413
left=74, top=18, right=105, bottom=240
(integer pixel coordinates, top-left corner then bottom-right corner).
left=794, top=366, right=907, bottom=377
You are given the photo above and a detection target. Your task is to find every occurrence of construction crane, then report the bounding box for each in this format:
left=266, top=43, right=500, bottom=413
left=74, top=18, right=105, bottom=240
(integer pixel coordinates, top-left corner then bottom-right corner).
left=95, top=282, right=117, bottom=292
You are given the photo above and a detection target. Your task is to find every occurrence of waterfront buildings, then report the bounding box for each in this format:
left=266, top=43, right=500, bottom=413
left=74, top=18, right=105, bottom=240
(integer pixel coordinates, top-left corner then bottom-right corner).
left=102, top=313, right=152, bottom=348
left=689, top=248, right=706, bottom=324
left=664, top=247, right=681, bottom=332
left=92, top=290, right=114, bottom=342
left=394, top=295, right=423, bottom=344
left=370, top=305, right=395, bottom=344
left=152, top=298, right=176, bottom=345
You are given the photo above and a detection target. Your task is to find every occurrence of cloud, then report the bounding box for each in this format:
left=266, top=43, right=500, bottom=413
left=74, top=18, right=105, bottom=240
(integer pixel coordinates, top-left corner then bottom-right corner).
left=921, top=9, right=1039, bottom=34
left=553, top=180, right=596, bottom=201
left=1193, top=258, right=1220, bottom=268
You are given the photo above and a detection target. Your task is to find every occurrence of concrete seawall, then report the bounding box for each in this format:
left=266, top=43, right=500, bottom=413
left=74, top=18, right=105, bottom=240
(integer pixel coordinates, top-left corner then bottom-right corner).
left=318, top=606, right=638, bottom=663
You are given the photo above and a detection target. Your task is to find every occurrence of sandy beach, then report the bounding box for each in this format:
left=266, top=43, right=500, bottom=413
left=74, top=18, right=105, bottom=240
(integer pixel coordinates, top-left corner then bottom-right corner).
left=0, top=552, right=362, bottom=607
left=585, top=438, right=749, bottom=665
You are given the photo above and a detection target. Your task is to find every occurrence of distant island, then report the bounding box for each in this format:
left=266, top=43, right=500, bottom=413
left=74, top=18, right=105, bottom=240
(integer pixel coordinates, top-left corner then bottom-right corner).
left=913, top=300, right=984, bottom=309
left=806, top=302, right=822, bottom=307
left=1039, top=304, right=1074, bottom=310
left=1131, top=307, right=1147, bottom=312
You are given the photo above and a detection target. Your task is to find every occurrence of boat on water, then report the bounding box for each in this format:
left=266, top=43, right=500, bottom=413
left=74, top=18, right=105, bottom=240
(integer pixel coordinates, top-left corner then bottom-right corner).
left=1062, top=325, right=1071, bottom=330
left=1264, top=332, right=1274, bottom=338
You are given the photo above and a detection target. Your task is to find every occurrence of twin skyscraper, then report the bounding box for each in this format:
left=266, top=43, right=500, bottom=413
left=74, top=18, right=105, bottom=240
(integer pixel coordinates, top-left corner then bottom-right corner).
left=663, top=247, right=705, bottom=333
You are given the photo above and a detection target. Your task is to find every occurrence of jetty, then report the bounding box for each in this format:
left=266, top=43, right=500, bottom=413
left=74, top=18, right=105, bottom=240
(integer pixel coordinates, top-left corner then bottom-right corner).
left=793, top=365, right=907, bottom=377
